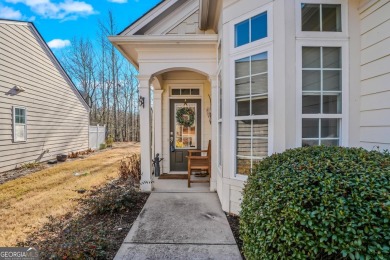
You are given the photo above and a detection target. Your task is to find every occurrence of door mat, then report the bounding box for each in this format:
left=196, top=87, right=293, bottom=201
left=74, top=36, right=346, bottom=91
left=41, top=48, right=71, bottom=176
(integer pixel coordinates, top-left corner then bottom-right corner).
left=159, top=174, right=187, bottom=180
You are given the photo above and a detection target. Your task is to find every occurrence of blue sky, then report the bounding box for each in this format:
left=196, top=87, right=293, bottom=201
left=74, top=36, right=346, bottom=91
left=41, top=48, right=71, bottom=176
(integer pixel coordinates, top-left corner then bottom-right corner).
left=0, top=0, right=161, bottom=50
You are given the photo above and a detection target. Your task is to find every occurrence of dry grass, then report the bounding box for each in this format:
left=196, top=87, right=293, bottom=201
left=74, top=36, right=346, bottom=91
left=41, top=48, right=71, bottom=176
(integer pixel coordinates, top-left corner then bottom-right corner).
left=0, top=142, right=140, bottom=246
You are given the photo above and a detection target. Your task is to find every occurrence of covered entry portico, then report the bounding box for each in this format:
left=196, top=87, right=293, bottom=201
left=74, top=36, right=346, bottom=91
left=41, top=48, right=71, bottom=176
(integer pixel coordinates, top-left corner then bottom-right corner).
left=110, top=35, right=218, bottom=191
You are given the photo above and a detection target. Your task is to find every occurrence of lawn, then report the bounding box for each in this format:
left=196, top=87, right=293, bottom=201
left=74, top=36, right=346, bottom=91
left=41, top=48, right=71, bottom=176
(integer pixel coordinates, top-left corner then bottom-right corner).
left=0, top=142, right=140, bottom=246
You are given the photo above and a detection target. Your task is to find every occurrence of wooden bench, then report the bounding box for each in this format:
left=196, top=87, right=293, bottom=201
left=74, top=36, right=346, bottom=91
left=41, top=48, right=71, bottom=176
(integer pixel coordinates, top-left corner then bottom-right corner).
left=187, top=140, right=211, bottom=188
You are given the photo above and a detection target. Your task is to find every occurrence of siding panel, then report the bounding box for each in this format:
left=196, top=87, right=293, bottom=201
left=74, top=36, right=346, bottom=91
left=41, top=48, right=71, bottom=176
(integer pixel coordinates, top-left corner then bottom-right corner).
left=361, top=72, right=390, bottom=95
left=361, top=37, right=390, bottom=65
left=0, top=22, right=89, bottom=172
left=360, top=55, right=390, bottom=80
left=359, top=4, right=390, bottom=150
left=360, top=126, right=390, bottom=144
left=360, top=91, right=390, bottom=111
left=360, top=1, right=390, bottom=34
left=360, top=109, right=390, bottom=127
left=361, top=19, right=390, bottom=49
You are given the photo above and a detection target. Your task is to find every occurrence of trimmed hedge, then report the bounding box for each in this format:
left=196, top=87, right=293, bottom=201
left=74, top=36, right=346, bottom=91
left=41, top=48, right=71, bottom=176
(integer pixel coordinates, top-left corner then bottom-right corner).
left=240, top=146, right=390, bottom=260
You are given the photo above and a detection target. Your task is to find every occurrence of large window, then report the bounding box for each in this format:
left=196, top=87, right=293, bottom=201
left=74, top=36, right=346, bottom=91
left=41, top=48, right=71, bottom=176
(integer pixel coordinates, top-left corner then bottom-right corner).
left=235, top=52, right=268, bottom=116
left=235, top=52, right=268, bottom=175
left=301, top=3, right=341, bottom=32
left=301, top=46, right=342, bottom=146
left=235, top=11, right=267, bottom=47
left=13, top=107, right=27, bottom=142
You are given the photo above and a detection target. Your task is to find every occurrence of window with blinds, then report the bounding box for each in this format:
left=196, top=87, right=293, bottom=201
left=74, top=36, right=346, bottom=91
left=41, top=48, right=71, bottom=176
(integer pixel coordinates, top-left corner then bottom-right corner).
left=235, top=52, right=268, bottom=175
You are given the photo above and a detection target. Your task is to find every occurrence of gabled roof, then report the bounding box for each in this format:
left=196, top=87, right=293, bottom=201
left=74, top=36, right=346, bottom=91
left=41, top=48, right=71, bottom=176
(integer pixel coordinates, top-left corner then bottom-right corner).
left=119, top=0, right=192, bottom=36
left=0, top=19, right=90, bottom=111
left=118, top=0, right=221, bottom=36
left=118, top=0, right=164, bottom=35
left=109, top=0, right=219, bottom=70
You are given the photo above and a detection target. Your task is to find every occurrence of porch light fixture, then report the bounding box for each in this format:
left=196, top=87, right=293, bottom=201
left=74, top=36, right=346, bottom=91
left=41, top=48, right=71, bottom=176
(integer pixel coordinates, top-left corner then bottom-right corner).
left=139, top=96, right=145, bottom=108
left=14, top=85, right=26, bottom=92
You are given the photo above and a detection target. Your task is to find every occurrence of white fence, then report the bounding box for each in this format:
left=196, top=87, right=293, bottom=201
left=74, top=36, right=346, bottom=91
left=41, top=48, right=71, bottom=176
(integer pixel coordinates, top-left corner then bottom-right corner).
left=89, top=125, right=106, bottom=150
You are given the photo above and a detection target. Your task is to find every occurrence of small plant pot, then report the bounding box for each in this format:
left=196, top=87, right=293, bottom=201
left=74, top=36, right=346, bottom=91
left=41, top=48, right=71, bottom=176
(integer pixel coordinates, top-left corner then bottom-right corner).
left=56, top=154, right=68, bottom=162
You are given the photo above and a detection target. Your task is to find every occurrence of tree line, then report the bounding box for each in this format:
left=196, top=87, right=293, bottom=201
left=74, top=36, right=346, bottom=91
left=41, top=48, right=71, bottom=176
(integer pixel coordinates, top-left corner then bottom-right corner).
left=61, top=12, right=140, bottom=142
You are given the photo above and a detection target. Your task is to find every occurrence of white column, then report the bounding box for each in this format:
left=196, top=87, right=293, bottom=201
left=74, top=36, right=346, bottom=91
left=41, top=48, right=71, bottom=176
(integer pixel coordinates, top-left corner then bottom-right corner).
left=153, top=89, right=164, bottom=175
left=209, top=75, right=218, bottom=191
left=138, top=75, right=153, bottom=191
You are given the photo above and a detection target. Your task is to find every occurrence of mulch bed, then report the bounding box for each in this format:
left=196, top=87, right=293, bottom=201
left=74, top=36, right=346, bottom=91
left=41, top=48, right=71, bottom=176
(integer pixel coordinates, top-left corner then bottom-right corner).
left=18, top=178, right=149, bottom=259
left=0, top=164, right=47, bottom=185
left=226, top=213, right=245, bottom=260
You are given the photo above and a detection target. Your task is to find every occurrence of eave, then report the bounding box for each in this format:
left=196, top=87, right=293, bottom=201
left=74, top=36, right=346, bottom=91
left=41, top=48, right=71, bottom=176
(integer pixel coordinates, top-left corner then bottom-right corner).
left=109, top=34, right=218, bottom=69
left=199, top=0, right=222, bottom=32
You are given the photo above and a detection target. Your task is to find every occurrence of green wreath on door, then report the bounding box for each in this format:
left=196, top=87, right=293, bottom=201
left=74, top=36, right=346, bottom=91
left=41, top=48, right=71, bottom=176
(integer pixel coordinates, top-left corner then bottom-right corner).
left=176, top=107, right=195, bottom=127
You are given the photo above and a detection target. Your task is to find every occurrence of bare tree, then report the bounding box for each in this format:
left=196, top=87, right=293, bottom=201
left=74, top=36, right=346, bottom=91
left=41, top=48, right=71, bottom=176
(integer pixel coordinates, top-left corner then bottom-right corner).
left=62, top=38, right=98, bottom=113
left=61, top=11, right=140, bottom=142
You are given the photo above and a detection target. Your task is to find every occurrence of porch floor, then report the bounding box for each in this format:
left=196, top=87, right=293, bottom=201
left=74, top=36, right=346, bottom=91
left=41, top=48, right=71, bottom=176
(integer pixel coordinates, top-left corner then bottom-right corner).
left=114, top=192, right=242, bottom=260
left=153, top=174, right=210, bottom=192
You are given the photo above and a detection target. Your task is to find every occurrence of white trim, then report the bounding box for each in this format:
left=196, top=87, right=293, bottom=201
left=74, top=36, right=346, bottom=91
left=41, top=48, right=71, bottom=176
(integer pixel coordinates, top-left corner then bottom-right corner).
left=217, top=37, right=222, bottom=69
left=169, top=85, right=202, bottom=98
left=227, top=3, right=274, bottom=180
left=167, top=83, right=204, bottom=171
left=229, top=45, right=274, bottom=179
left=217, top=72, right=223, bottom=169
left=168, top=84, right=204, bottom=98
left=109, top=34, right=218, bottom=45
left=295, top=40, right=349, bottom=147
left=12, top=106, right=27, bottom=143
left=295, top=0, right=349, bottom=38
left=0, top=19, right=29, bottom=26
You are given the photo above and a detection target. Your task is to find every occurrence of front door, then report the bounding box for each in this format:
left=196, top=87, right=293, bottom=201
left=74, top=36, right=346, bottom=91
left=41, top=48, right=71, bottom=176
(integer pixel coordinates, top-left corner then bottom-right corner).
left=170, top=99, right=201, bottom=171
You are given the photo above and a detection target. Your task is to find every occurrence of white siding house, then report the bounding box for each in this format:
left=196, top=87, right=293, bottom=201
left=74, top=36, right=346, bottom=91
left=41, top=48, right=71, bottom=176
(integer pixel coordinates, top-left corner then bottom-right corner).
left=109, top=0, right=390, bottom=214
left=0, top=20, right=90, bottom=172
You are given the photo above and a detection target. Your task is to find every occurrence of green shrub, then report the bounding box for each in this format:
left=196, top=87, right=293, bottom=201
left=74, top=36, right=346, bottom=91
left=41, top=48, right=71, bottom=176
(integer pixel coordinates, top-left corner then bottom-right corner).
left=106, top=135, right=114, bottom=148
left=240, top=146, right=390, bottom=260
left=99, top=143, right=107, bottom=150
left=83, top=178, right=142, bottom=214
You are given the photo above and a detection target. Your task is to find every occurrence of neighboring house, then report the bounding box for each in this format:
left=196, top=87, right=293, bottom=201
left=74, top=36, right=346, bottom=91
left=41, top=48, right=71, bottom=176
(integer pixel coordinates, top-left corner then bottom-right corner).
left=0, top=19, right=90, bottom=173
left=109, top=0, right=390, bottom=214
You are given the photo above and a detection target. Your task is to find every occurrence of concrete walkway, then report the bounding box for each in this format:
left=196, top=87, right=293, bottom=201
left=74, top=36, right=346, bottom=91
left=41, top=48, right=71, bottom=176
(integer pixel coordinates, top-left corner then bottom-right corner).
left=114, top=192, right=242, bottom=259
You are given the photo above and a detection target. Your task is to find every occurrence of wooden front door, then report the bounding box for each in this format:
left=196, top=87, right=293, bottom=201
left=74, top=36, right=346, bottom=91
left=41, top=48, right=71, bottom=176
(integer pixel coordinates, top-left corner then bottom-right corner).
left=170, top=99, right=201, bottom=171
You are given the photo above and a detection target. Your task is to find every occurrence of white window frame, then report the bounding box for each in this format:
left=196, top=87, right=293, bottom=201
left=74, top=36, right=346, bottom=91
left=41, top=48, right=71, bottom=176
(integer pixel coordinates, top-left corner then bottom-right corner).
left=296, top=40, right=349, bottom=147
left=230, top=3, right=273, bottom=56
left=169, top=86, right=202, bottom=97
left=295, top=0, right=348, bottom=39
left=13, top=106, right=27, bottom=143
left=230, top=44, right=274, bottom=180
left=228, top=3, right=274, bottom=180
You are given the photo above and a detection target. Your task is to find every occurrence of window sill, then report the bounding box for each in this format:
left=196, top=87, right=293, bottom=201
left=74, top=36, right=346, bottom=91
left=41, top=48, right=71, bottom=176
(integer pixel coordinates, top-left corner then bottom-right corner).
left=232, top=174, right=248, bottom=182
left=13, top=140, right=27, bottom=143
